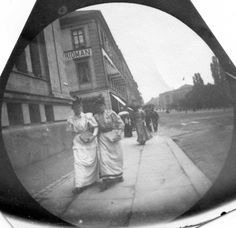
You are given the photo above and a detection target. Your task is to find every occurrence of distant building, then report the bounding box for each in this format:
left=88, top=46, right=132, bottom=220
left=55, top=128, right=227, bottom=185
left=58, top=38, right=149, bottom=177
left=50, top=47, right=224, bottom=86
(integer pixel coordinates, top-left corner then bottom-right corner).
left=59, top=10, right=142, bottom=113
left=159, top=84, right=193, bottom=109
left=146, top=97, right=160, bottom=108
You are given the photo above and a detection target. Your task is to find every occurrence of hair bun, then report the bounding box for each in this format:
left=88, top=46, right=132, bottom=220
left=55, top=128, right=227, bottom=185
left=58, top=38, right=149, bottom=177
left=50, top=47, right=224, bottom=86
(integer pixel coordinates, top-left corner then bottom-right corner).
left=72, top=96, right=82, bottom=105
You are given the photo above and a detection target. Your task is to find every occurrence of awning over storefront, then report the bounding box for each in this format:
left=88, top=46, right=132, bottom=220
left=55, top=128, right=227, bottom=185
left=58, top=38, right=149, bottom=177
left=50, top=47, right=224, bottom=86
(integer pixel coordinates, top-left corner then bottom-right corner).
left=111, top=93, right=126, bottom=106
left=102, top=49, right=122, bottom=77
left=104, top=57, right=119, bottom=75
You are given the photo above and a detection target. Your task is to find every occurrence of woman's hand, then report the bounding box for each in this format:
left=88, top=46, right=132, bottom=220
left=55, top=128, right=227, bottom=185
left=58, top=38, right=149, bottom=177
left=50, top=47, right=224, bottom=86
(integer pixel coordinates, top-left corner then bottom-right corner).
left=87, top=135, right=96, bottom=143
left=112, top=134, right=121, bottom=142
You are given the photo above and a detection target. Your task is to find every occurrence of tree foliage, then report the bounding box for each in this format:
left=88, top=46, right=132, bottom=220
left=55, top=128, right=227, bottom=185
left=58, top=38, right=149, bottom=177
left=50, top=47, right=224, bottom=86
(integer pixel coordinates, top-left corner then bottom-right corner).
left=193, top=73, right=204, bottom=87
left=168, top=57, right=232, bottom=111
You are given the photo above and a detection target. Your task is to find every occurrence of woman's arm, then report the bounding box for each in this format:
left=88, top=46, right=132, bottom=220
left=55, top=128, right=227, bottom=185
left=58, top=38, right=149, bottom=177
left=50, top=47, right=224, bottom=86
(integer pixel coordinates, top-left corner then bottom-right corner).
left=93, top=127, right=98, bottom=136
left=110, top=111, right=124, bottom=136
left=87, top=114, right=99, bottom=141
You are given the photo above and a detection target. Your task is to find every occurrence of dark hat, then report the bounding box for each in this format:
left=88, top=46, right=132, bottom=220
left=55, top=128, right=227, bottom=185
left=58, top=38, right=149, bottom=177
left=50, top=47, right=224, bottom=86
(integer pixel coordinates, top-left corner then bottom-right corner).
left=93, top=95, right=105, bottom=106
left=72, top=96, right=82, bottom=106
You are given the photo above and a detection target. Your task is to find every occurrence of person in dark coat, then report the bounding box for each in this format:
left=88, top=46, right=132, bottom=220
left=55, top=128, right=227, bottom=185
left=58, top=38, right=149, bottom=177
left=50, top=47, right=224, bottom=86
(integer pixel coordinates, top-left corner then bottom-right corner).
left=145, top=109, right=153, bottom=132
left=130, top=103, right=152, bottom=145
left=123, top=114, right=133, bottom=137
left=119, top=107, right=133, bottom=138
left=150, top=108, right=159, bottom=132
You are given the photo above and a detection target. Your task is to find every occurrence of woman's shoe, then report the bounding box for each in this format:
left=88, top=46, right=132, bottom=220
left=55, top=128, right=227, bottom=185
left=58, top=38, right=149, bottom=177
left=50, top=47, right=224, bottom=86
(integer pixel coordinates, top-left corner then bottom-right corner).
left=116, top=176, right=124, bottom=183
left=99, top=182, right=109, bottom=192
left=72, top=187, right=84, bottom=195
left=99, top=180, right=114, bottom=192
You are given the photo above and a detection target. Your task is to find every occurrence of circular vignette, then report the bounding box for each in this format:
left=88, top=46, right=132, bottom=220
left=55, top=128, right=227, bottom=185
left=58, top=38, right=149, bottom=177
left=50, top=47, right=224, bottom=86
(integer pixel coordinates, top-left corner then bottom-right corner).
left=0, top=0, right=236, bottom=226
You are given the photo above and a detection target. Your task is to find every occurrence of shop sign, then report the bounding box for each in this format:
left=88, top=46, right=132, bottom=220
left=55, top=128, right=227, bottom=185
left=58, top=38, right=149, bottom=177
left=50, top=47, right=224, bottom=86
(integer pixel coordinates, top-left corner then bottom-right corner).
left=64, top=48, right=92, bottom=61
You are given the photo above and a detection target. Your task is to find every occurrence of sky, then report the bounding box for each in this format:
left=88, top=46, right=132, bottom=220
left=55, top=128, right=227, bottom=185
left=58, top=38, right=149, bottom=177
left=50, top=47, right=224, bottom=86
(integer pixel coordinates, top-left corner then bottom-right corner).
left=0, top=2, right=234, bottom=103
left=83, top=3, right=215, bottom=102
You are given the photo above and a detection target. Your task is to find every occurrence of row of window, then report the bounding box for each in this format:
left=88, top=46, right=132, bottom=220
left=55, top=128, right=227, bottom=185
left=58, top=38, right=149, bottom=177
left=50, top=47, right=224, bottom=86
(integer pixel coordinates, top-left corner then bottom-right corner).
left=71, top=27, right=124, bottom=87
left=71, top=29, right=91, bottom=85
left=6, top=103, right=54, bottom=126
left=14, top=31, right=50, bottom=80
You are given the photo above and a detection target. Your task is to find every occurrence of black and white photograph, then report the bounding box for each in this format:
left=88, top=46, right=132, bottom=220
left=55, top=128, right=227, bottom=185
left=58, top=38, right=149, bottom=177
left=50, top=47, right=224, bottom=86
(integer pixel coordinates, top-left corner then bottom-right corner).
left=1, top=1, right=236, bottom=227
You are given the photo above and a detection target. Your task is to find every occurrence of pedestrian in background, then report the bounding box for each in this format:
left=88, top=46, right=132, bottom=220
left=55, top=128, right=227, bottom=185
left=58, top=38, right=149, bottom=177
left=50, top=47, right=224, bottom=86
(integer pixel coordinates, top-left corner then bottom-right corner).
left=118, top=107, right=133, bottom=137
left=94, top=96, right=124, bottom=191
left=144, top=108, right=153, bottom=133
left=66, top=97, right=99, bottom=194
left=150, top=107, right=160, bottom=132
left=131, top=102, right=152, bottom=145
left=123, top=113, right=133, bottom=137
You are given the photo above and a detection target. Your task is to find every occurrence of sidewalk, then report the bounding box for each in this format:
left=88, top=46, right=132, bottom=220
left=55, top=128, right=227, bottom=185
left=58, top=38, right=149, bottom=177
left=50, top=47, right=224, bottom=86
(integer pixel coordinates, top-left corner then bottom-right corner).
left=31, top=133, right=212, bottom=227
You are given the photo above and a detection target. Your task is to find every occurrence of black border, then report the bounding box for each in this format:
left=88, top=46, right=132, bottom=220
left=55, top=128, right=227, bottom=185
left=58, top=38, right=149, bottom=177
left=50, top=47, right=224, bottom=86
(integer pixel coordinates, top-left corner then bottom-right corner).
left=0, top=0, right=236, bottom=226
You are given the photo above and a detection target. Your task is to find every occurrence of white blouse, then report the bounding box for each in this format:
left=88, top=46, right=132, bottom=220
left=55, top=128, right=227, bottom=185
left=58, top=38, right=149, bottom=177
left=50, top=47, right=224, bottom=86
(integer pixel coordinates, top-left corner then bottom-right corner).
left=66, top=112, right=98, bottom=134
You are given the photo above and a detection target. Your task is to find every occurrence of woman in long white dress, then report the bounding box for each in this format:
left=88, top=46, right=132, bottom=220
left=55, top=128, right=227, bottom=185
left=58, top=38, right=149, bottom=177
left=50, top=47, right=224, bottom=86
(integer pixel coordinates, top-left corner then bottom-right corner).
left=67, top=97, right=99, bottom=194
left=94, top=96, right=124, bottom=191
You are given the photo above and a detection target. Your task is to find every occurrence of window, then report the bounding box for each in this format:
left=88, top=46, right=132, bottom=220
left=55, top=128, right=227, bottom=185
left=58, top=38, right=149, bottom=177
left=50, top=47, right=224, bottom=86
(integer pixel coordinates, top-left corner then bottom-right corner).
left=15, top=50, right=28, bottom=73
left=72, top=29, right=85, bottom=49
left=13, top=32, right=49, bottom=79
left=76, top=62, right=91, bottom=84
left=7, top=103, right=24, bottom=126
left=29, top=104, right=41, bottom=123
left=45, top=105, right=54, bottom=122
left=29, top=31, right=49, bottom=79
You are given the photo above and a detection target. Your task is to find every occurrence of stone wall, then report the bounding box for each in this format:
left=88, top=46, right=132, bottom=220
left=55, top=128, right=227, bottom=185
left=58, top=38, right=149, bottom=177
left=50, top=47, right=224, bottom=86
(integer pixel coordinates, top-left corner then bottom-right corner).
left=2, top=121, right=72, bottom=170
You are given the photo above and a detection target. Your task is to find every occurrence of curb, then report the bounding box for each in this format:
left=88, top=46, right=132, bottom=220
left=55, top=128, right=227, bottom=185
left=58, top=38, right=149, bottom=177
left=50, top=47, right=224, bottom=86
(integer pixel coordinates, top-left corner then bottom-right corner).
left=33, top=171, right=74, bottom=201
left=165, top=137, right=212, bottom=197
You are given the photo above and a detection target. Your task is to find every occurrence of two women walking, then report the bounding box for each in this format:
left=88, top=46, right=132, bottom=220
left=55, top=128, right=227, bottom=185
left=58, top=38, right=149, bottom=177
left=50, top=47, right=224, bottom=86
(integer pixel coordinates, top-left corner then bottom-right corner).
left=67, top=96, right=124, bottom=194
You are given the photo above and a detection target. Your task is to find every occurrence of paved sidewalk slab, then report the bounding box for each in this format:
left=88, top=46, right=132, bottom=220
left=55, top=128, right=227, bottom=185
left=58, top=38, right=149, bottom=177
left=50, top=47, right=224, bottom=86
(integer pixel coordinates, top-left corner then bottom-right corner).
left=61, top=138, right=141, bottom=226
left=16, top=150, right=73, bottom=196
left=59, top=135, right=212, bottom=227
left=129, top=137, right=201, bottom=226
left=38, top=173, right=74, bottom=217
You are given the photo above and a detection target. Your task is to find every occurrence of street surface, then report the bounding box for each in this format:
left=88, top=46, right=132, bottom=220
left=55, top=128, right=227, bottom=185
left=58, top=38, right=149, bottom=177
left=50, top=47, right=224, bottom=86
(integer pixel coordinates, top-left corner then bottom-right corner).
left=14, top=108, right=233, bottom=227
left=17, top=133, right=211, bottom=227
left=158, top=108, right=234, bottom=182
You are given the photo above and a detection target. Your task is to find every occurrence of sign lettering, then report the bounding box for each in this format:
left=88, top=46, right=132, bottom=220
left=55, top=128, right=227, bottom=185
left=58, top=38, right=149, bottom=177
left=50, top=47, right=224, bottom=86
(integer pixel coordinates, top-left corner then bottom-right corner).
left=64, top=48, right=92, bottom=61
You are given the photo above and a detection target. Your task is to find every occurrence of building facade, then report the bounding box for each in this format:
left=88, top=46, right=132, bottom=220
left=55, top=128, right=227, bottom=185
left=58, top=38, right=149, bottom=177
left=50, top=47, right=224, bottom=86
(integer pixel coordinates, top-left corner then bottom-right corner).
left=1, top=10, right=142, bottom=169
left=1, top=20, right=73, bottom=169
left=59, top=10, right=142, bottom=113
left=159, top=84, right=193, bottom=110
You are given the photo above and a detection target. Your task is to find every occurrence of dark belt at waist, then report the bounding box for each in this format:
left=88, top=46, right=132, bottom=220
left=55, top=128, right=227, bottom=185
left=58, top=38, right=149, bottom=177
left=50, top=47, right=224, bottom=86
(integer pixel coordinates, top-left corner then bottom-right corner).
left=100, top=128, right=113, bottom=133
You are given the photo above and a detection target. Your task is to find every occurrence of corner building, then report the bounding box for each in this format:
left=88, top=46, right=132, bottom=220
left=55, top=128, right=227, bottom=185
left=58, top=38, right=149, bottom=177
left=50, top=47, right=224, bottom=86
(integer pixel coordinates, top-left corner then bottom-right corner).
left=1, top=10, right=142, bottom=170
left=1, top=20, right=72, bottom=169
left=59, top=10, right=142, bottom=113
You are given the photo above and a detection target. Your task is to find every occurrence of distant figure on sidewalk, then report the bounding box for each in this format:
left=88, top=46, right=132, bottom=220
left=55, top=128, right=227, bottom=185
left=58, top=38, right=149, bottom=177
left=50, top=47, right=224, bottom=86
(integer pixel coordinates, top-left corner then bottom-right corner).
left=67, top=97, right=99, bottom=194
left=131, top=102, right=152, bottom=145
left=150, top=108, right=159, bottom=132
left=144, top=109, right=153, bottom=133
left=118, top=108, right=133, bottom=137
left=94, top=96, right=125, bottom=191
left=123, top=114, right=133, bottom=137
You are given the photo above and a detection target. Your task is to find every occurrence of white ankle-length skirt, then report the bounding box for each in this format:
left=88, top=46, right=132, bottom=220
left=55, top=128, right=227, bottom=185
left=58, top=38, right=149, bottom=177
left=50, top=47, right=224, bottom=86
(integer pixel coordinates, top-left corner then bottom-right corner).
left=72, top=135, right=99, bottom=188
